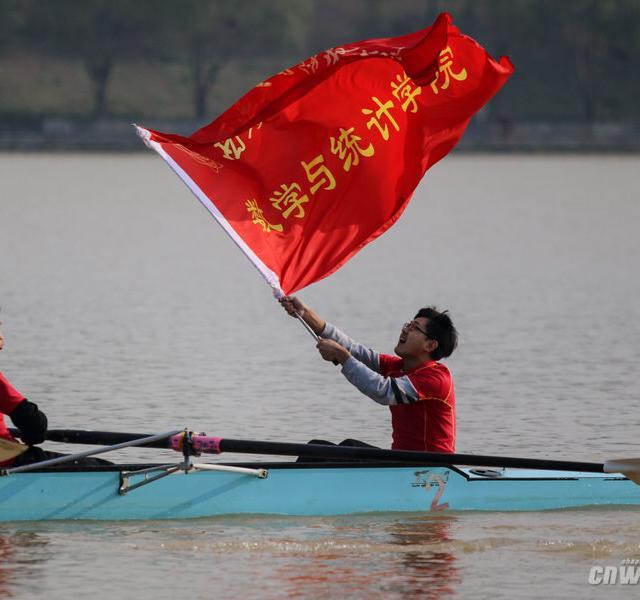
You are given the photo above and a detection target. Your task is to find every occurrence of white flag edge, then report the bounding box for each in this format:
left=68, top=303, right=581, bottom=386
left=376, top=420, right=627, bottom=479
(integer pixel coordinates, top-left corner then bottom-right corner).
left=134, top=125, right=284, bottom=298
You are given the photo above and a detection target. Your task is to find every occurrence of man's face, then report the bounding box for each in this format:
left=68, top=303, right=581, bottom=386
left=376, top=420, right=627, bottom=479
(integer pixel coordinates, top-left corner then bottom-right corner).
left=394, top=317, right=433, bottom=358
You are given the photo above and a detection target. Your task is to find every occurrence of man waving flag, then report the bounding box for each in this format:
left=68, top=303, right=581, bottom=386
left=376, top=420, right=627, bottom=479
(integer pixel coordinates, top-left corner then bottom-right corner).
left=137, top=13, right=513, bottom=296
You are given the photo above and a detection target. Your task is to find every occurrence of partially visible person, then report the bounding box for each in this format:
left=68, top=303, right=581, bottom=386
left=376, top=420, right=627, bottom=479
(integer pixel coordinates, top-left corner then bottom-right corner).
left=280, top=297, right=458, bottom=453
left=0, top=321, right=112, bottom=468
left=1, top=318, right=110, bottom=468
left=0, top=319, right=48, bottom=465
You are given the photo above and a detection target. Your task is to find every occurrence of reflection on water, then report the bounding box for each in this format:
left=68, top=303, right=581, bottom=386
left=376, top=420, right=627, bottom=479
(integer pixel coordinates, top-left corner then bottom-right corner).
left=0, top=531, right=51, bottom=599
left=0, top=517, right=460, bottom=599
left=270, top=515, right=459, bottom=599
left=0, top=536, right=15, bottom=598
left=385, top=515, right=459, bottom=598
left=0, top=509, right=638, bottom=599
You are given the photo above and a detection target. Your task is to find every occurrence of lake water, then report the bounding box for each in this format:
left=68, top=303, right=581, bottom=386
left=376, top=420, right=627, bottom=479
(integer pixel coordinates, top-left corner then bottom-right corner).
left=0, top=153, right=639, bottom=598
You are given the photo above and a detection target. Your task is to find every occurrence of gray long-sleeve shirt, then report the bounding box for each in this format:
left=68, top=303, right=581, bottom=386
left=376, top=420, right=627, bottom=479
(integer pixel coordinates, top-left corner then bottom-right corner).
left=321, top=322, right=420, bottom=406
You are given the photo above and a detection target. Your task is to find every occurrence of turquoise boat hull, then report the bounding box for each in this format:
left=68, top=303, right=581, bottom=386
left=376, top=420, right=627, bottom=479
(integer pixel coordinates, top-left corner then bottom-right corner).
left=0, top=463, right=638, bottom=521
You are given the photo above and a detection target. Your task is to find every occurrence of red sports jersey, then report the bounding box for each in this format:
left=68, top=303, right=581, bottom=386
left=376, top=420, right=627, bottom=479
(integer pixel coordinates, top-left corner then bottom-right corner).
left=379, top=355, right=456, bottom=452
left=0, top=371, right=25, bottom=441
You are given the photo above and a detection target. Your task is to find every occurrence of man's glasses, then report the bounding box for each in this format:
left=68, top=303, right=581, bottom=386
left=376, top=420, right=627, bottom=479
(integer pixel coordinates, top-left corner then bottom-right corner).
left=403, top=321, right=429, bottom=338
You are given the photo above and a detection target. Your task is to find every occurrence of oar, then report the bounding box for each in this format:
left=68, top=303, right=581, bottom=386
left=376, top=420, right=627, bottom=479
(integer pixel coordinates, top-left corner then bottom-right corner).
left=12, top=428, right=640, bottom=484
left=194, top=436, right=640, bottom=484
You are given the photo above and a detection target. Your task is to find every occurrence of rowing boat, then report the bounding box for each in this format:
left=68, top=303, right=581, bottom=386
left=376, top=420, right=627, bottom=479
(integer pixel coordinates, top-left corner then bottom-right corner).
left=0, top=461, right=638, bottom=521
left=1, top=429, right=639, bottom=521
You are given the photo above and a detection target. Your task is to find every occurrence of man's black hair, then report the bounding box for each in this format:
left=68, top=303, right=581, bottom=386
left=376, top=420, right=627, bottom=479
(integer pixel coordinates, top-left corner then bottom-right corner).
left=414, top=306, right=458, bottom=361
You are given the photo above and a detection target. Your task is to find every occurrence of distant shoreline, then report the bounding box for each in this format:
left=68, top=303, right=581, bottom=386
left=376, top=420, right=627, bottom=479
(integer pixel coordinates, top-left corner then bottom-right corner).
left=1, top=119, right=638, bottom=153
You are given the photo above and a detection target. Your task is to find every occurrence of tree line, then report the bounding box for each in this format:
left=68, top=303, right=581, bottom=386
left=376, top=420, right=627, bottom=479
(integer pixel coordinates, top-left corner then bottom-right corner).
left=1, top=0, right=639, bottom=124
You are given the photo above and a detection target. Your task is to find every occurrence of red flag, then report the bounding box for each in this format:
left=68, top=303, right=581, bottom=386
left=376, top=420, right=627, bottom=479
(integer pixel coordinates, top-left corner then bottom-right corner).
left=137, top=13, right=513, bottom=295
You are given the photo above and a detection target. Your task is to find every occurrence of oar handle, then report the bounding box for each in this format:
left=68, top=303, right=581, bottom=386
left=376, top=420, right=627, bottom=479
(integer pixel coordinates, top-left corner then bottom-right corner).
left=8, top=428, right=166, bottom=448
left=3, top=429, right=183, bottom=475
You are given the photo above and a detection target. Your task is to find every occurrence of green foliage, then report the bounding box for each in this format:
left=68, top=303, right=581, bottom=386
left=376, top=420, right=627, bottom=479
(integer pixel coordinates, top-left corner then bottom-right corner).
left=10, top=0, right=162, bottom=117
left=156, top=0, right=312, bottom=117
left=1, top=0, right=639, bottom=123
left=0, top=0, right=18, bottom=52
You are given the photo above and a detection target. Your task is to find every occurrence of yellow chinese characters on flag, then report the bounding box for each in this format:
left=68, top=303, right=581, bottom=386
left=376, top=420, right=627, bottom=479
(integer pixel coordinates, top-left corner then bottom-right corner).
left=138, top=13, right=513, bottom=295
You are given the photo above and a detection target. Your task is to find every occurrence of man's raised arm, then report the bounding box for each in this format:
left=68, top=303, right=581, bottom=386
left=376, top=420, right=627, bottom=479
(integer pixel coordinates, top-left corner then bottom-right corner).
left=280, top=296, right=381, bottom=371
